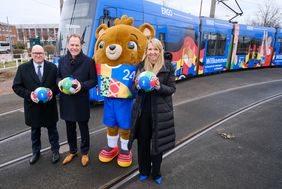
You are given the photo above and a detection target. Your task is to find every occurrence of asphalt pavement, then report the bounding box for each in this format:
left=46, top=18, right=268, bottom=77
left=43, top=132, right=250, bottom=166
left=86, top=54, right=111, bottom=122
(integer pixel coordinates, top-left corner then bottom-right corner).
left=0, top=68, right=282, bottom=189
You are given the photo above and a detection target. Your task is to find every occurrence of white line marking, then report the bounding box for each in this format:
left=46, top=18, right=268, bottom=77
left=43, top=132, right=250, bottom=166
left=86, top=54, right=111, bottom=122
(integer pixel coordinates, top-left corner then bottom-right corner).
left=174, top=79, right=282, bottom=106
left=0, top=108, right=23, bottom=117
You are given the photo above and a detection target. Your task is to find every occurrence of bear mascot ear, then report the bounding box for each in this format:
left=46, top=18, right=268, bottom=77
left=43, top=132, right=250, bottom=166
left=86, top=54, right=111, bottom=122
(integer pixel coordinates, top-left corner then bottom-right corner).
left=95, top=24, right=108, bottom=39
left=139, top=23, right=155, bottom=39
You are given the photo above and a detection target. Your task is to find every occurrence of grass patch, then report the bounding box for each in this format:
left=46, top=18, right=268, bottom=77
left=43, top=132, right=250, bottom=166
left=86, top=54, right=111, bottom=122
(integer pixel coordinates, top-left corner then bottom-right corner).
left=0, top=61, right=18, bottom=69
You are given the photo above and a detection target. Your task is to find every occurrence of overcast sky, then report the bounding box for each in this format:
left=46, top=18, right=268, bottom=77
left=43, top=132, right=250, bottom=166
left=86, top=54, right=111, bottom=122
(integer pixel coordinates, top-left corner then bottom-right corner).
left=0, top=0, right=281, bottom=25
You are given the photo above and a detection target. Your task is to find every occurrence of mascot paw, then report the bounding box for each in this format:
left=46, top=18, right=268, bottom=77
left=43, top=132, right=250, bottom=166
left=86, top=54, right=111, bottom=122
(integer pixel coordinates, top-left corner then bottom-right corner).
left=99, top=146, right=119, bottom=163
left=117, top=150, right=132, bottom=167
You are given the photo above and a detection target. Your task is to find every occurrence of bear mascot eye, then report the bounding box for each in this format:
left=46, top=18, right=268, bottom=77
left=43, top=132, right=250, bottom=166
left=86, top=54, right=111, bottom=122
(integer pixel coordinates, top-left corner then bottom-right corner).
left=128, top=41, right=137, bottom=51
left=98, top=41, right=105, bottom=49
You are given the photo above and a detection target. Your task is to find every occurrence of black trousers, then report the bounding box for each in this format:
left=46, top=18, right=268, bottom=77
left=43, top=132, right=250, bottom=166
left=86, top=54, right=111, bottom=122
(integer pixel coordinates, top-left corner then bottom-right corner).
left=137, top=111, right=163, bottom=179
left=31, top=125, right=59, bottom=154
left=65, top=120, right=89, bottom=155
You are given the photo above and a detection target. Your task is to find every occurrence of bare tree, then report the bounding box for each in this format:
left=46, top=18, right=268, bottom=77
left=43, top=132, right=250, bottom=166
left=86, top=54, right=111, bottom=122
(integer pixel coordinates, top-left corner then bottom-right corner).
left=251, top=0, right=281, bottom=27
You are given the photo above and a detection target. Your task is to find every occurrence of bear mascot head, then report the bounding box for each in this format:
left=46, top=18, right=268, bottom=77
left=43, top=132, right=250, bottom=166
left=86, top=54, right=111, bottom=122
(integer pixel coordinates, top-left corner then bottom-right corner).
left=94, top=15, right=155, bottom=66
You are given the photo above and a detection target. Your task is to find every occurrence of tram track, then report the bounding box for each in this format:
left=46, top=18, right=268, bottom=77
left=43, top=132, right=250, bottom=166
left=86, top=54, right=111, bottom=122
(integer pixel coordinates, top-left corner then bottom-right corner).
left=100, top=93, right=282, bottom=189
left=0, top=126, right=106, bottom=169
left=0, top=128, right=30, bottom=142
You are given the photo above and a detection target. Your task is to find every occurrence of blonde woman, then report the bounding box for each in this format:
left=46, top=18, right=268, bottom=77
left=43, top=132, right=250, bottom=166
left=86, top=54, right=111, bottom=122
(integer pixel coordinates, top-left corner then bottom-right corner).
left=128, top=38, right=176, bottom=184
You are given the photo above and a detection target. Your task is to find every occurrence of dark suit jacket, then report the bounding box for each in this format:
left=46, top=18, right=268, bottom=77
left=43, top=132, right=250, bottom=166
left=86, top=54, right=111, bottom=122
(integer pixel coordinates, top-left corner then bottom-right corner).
left=12, top=60, right=59, bottom=128
left=57, top=51, right=97, bottom=122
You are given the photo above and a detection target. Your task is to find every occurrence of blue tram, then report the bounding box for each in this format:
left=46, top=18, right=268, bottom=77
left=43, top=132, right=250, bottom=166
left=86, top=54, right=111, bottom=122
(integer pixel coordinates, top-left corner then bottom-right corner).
left=56, top=0, right=281, bottom=101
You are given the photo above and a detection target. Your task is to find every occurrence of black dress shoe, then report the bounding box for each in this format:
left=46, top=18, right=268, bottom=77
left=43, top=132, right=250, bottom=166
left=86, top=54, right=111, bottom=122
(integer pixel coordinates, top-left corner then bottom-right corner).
left=29, top=153, right=40, bottom=165
left=52, top=152, right=60, bottom=164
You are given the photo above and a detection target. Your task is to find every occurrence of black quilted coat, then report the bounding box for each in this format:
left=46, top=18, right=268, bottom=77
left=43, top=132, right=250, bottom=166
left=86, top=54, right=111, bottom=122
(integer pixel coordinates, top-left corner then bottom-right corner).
left=128, top=60, right=176, bottom=155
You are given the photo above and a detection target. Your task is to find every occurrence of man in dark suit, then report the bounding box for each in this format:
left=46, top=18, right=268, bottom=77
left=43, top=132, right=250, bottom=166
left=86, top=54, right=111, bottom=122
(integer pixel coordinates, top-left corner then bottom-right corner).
left=12, top=45, right=60, bottom=165
left=57, top=34, right=97, bottom=167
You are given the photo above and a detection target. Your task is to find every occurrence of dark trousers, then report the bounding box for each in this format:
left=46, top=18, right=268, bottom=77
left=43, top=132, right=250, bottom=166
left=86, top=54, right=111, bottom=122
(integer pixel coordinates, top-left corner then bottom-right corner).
left=137, top=111, right=163, bottom=179
left=65, top=120, right=89, bottom=155
left=31, top=125, right=59, bottom=155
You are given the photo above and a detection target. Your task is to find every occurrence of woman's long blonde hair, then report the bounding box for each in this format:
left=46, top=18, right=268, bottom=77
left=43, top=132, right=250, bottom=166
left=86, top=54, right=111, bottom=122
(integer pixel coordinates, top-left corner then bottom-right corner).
left=143, top=38, right=164, bottom=75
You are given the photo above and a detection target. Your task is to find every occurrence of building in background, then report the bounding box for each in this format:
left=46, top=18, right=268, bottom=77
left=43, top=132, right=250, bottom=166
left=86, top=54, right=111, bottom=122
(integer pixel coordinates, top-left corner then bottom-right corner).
left=16, top=24, right=58, bottom=48
left=0, top=21, right=17, bottom=44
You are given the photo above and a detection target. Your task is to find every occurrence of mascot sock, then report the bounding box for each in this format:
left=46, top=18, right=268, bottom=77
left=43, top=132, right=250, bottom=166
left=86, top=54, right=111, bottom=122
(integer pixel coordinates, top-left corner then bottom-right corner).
left=119, top=128, right=130, bottom=151
left=107, top=134, right=119, bottom=148
left=120, top=138, right=129, bottom=151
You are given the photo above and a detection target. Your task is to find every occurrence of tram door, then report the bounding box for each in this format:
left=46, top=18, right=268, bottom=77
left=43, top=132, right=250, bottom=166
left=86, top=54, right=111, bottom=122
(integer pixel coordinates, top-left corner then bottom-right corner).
left=273, top=28, right=282, bottom=66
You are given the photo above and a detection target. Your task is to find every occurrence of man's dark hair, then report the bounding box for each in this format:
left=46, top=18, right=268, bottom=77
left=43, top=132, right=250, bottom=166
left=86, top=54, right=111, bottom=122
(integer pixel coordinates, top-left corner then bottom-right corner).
left=164, top=51, right=173, bottom=61
left=67, top=33, right=83, bottom=45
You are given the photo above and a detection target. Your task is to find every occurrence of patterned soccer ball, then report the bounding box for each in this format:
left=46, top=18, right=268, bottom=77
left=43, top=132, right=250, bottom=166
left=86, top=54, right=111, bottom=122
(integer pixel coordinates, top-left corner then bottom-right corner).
left=33, top=87, right=51, bottom=103
left=136, top=71, right=158, bottom=92
left=60, top=77, right=77, bottom=95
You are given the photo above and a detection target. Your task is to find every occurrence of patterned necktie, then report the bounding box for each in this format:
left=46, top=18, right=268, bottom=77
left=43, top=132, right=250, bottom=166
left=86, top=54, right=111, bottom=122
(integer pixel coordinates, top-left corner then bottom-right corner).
left=37, top=65, right=42, bottom=82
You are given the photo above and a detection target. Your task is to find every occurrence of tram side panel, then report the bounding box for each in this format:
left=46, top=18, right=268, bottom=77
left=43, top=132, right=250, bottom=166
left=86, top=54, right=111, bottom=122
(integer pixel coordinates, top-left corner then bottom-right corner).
left=197, top=17, right=233, bottom=75
left=229, top=24, right=276, bottom=70
left=143, top=1, right=200, bottom=81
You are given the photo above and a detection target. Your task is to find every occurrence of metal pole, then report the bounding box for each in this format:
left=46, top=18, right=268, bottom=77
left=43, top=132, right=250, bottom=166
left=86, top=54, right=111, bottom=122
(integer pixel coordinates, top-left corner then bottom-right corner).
left=6, top=17, right=13, bottom=56
left=197, top=0, right=204, bottom=75
left=60, top=0, right=64, bottom=14
left=199, top=0, right=203, bottom=17
left=210, top=0, right=216, bottom=18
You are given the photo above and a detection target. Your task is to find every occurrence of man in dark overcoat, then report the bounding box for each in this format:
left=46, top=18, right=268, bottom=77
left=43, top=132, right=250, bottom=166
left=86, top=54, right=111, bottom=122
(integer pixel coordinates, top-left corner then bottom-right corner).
left=12, top=45, right=60, bottom=165
left=57, top=34, right=97, bottom=167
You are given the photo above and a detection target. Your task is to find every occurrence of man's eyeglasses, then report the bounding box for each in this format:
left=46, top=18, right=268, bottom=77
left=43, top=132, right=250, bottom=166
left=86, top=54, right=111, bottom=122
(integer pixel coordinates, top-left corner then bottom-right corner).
left=32, top=52, right=44, bottom=55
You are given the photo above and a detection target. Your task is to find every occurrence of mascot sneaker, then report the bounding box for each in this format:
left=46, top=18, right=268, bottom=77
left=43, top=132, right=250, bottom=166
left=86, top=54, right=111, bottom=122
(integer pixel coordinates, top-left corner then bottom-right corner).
left=117, top=150, right=132, bottom=167
left=99, top=146, right=119, bottom=163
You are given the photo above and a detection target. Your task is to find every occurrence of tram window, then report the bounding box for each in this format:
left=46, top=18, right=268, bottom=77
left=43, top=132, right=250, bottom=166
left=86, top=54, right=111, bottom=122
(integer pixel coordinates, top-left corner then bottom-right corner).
left=165, top=27, right=196, bottom=52
left=237, top=36, right=251, bottom=55
left=216, top=34, right=226, bottom=56
left=205, top=33, right=226, bottom=56
left=247, top=38, right=262, bottom=59
left=185, top=29, right=196, bottom=41
left=159, top=32, right=166, bottom=50
left=99, top=16, right=115, bottom=27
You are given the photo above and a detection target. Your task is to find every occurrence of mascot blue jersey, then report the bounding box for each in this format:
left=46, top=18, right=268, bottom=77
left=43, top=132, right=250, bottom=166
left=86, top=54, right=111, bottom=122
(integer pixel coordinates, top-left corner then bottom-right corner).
left=96, top=63, right=137, bottom=98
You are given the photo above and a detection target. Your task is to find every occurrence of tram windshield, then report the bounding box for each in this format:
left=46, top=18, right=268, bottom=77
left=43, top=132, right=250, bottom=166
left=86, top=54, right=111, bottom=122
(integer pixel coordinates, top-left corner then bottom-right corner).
left=56, top=0, right=97, bottom=56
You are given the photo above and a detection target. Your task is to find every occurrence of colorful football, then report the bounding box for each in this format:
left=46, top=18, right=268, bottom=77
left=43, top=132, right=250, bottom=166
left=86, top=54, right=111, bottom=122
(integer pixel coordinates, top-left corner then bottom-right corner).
left=60, top=77, right=77, bottom=95
left=33, top=87, right=52, bottom=103
left=136, top=71, right=158, bottom=92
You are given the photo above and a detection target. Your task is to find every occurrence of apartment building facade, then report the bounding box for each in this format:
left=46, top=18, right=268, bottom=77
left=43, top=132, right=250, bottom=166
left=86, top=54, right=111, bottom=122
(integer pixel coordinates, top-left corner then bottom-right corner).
left=16, top=24, right=58, bottom=47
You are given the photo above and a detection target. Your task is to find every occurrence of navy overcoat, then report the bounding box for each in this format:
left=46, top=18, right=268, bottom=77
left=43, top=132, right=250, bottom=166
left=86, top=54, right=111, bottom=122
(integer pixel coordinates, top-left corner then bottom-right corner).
left=57, top=51, right=97, bottom=122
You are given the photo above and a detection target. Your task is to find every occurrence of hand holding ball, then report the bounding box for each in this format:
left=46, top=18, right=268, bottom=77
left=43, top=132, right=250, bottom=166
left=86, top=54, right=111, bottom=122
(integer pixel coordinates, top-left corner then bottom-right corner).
left=135, top=71, right=158, bottom=92
left=31, top=87, right=52, bottom=103
left=60, top=77, right=80, bottom=94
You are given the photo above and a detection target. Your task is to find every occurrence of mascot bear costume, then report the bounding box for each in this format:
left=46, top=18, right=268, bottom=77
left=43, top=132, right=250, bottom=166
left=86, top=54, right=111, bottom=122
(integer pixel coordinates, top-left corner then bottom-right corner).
left=94, top=15, right=155, bottom=167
